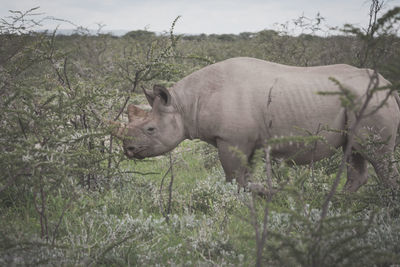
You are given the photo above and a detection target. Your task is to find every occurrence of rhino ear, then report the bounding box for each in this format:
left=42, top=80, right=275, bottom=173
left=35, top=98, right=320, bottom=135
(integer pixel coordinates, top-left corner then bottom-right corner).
left=153, top=85, right=171, bottom=106
left=127, top=104, right=148, bottom=122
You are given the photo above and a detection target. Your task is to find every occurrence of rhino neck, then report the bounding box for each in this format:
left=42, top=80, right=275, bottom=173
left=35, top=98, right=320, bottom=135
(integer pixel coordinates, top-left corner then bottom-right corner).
left=170, top=88, right=200, bottom=140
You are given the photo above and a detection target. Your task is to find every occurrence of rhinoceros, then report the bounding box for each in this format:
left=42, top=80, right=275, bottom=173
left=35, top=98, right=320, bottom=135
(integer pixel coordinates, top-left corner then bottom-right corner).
left=112, top=57, right=400, bottom=192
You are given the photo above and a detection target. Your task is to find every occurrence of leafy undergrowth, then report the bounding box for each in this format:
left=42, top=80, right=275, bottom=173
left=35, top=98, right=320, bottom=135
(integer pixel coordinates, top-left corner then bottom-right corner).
left=1, top=4, right=400, bottom=265
left=1, top=141, right=400, bottom=266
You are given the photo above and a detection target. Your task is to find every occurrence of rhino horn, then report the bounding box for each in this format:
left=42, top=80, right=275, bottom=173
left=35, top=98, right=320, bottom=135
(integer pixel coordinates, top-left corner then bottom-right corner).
left=108, top=120, right=126, bottom=139
left=128, top=104, right=148, bottom=122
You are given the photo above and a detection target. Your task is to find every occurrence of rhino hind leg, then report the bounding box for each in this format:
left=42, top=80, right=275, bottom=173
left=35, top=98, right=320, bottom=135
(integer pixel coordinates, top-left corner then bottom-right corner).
left=367, top=151, right=400, bottom=189
left=344, top=150, right=368, bottom=192
left=352, top=135, right=400, bottom=190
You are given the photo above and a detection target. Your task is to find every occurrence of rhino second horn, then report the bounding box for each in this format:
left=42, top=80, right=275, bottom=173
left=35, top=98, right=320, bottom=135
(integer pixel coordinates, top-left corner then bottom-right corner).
left=128, top=104, right=148, bottom=122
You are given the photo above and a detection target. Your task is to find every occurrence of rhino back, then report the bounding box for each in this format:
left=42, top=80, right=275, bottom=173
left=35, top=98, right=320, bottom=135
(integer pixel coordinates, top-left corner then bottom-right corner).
left=171, top=57, right=391, bottom=148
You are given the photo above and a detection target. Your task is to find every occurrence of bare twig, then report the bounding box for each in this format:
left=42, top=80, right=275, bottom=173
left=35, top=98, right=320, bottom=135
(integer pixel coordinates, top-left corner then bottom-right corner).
left=89, top=232, right=138, bottom=267
left=250, top=146, right=279, bottom=266
left=33, top=179, right=49, bottom=242
left=121, top=170, right=160, bottom=176
left=312, top=59, right=387, bottom=267
left=264, top=146, right=273, bottom=190
left=63, top=57, right=72, bottom=91
left=51, top=197, right=74, bottom=246
left=166, top=153, right=175, bottom=219
left=159, top=162, right=173, bottom=218
left=158, top=153, right=177, bottom=223
left=320, top=70, right=380, bottom=223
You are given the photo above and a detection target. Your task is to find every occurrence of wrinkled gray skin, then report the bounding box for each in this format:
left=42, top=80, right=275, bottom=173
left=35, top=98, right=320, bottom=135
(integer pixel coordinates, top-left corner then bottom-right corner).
left=116, top=57, right=400, bottom=192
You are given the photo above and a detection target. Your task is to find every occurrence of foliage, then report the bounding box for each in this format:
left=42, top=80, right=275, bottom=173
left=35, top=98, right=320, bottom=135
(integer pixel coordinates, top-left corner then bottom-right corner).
left=1, top=2, right=400, bottom=266
left=123, top=30, right=156, bottom=39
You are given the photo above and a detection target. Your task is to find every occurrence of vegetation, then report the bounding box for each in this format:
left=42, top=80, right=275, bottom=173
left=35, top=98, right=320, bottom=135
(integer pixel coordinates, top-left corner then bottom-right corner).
left=1, top=2, right=400, bottom=266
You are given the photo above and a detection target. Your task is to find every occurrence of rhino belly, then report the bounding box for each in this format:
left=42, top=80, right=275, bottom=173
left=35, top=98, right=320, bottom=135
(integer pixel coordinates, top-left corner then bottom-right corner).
left=270, top=135, right=344, bottom=165
left=264, top=78, right=347, bottom=164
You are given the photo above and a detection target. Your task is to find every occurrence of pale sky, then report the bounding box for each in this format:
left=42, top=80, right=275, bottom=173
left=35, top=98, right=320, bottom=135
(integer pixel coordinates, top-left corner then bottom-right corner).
left=0, top=0, right=398, bottom=34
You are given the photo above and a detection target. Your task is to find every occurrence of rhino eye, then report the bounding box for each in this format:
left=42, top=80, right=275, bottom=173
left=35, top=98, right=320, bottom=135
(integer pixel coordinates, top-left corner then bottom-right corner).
left=146, top=127, right=156, bottom=134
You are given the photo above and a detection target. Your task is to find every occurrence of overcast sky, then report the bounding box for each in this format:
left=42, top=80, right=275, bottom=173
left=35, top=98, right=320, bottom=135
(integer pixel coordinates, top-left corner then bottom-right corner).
left=0, top=0, right=398, bottom=34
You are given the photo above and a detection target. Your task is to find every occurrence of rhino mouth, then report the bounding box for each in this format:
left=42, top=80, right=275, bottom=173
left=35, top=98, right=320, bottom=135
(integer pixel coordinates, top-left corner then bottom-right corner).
left=124, top=146, right=148, bottom=159
left=125, top=151, right=146, bottom=160
left=131, top=154, right=145, bottom=160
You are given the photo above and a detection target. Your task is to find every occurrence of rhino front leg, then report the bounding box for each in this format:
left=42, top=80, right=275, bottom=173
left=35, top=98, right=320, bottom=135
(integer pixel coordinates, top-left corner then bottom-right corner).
left=216, top=139, right=252, bottom=188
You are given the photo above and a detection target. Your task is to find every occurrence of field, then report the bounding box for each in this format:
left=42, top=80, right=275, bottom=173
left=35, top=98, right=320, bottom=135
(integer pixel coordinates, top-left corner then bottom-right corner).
left=1, top=4, right=400, bottom=266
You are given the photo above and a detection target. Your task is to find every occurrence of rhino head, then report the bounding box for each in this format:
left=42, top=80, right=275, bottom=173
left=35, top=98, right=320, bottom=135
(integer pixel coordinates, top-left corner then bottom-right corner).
left=112, top=85, right=186, bottom=159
